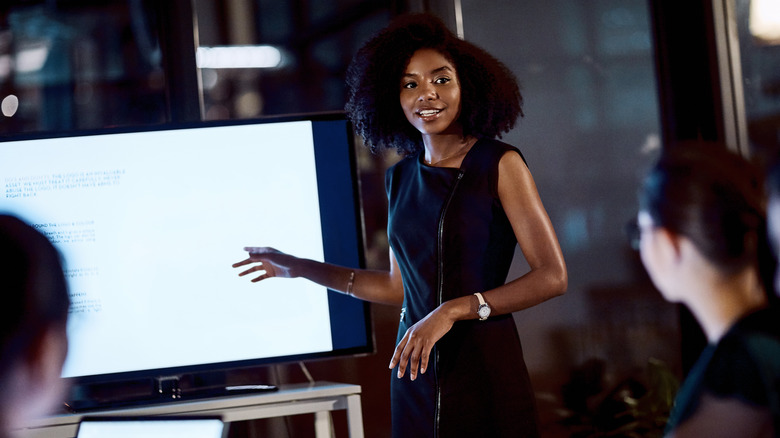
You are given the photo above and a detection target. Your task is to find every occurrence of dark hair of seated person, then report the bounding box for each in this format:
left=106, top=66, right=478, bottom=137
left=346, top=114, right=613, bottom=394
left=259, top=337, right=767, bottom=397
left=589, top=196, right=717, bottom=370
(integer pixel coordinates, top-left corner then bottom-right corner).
left=0, top=214, right=70, bottom=436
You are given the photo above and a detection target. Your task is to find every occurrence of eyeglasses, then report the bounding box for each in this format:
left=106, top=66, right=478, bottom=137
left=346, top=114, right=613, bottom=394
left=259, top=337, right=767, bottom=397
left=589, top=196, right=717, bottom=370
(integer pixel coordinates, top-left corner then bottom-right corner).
left=624, top=218, right=641, bottom=251
left=625, top=216, right=658, bottom=251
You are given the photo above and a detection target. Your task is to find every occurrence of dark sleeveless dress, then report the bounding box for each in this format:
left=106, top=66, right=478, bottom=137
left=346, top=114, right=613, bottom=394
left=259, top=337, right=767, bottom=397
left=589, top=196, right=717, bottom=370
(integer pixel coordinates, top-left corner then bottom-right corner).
left=386, top=138, right=539, bottom=438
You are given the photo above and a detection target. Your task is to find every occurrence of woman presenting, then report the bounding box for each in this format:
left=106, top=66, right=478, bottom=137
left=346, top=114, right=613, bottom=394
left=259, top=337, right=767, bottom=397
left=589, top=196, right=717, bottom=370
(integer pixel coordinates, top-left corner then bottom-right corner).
left=234, top=13, right=567, bottom=437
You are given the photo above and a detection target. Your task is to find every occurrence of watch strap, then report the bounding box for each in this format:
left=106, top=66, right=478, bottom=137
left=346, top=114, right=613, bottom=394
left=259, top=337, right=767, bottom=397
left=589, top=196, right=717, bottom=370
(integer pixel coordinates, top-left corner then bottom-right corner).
left=474, top=292, right=490, bottom=321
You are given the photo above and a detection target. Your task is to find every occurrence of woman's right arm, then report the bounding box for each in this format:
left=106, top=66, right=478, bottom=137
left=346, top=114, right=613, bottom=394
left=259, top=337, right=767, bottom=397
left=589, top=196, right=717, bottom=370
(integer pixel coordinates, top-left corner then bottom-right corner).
left=232, top=247, right=404, bottom=306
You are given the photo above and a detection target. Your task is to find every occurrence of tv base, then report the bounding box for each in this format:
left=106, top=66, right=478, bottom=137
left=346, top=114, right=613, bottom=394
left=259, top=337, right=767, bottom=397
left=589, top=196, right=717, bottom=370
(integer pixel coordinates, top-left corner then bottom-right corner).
left=64, top=375, right=278, bottom=413
left=156, top=375, right=279, bottom=401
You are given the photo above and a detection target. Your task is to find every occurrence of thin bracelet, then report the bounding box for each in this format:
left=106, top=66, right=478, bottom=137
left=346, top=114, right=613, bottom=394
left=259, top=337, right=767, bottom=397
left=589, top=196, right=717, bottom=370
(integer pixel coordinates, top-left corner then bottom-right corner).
left=346, top=270, right=355, bottom=296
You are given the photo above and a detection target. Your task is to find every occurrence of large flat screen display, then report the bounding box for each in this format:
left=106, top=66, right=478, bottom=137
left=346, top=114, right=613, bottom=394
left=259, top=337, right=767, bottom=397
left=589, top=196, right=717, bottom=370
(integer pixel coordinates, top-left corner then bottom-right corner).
left=0, top=114, right=371, bottom=387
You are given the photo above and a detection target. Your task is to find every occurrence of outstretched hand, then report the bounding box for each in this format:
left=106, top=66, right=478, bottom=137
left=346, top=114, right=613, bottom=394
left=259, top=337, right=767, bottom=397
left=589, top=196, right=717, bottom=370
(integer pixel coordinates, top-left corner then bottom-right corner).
left=389, top=307, right=454, bottom=381
left=232, top=247, right=299, bottom=282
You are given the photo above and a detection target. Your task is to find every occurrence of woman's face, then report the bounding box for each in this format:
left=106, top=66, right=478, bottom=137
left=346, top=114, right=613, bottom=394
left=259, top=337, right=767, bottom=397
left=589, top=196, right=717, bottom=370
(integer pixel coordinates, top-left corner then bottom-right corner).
left=399, top=48, right=463, bottom=137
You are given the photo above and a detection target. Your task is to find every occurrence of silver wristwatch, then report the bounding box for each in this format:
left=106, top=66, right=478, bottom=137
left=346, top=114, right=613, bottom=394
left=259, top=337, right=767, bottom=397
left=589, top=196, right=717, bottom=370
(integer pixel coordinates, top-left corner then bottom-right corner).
left=474, top=292, right=491, bottom=321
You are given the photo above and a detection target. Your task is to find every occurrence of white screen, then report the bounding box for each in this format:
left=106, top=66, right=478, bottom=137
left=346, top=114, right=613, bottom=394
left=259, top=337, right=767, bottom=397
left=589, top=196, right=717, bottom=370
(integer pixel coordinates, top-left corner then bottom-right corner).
left=76, top=418, right=225, bottom=438
left=0, top=121, right=334, bottom=378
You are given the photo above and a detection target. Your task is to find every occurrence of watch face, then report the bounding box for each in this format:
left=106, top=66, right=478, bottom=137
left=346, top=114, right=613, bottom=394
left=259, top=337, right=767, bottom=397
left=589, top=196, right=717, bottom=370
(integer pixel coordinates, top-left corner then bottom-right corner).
left=478, top=304, right=490, bottom=319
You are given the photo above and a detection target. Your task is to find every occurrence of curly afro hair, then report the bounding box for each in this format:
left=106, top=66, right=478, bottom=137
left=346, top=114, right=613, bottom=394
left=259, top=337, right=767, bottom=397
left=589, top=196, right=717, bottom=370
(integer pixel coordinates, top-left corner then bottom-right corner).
left=345, top=13, right=523, bottom=155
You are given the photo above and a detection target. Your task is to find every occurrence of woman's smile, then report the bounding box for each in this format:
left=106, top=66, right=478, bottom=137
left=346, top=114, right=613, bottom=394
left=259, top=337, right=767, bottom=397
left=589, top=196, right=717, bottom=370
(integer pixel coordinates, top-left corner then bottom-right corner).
left=416, top=107, right=444, bottom=121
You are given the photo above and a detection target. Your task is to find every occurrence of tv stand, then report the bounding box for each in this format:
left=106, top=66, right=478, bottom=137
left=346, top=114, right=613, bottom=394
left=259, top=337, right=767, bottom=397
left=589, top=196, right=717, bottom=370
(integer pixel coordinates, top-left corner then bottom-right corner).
left=16, top=381, right=364, bottom=438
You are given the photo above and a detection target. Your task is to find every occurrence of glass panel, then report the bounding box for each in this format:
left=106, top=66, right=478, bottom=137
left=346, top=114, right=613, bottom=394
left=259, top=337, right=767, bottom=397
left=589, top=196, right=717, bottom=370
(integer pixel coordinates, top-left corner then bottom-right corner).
left=194, top=0, right=394, bottom=120
left=459, top=0, right=675, bottom=435
left=0, top=2, right=168, bottom=135
left=733, top=0, right=780, bottom=164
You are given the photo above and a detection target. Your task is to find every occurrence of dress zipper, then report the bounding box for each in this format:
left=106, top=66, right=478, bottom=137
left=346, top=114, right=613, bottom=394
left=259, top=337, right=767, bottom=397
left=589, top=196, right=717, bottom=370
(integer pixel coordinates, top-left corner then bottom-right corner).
left=433, top=170, right=464, bottom=438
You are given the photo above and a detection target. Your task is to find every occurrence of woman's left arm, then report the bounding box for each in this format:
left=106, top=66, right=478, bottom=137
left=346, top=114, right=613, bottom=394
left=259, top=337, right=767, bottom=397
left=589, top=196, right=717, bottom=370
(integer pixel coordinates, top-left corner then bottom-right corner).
left=484, top=149, right=568, bottom=313
left=390, top=150, right=567, bottom=381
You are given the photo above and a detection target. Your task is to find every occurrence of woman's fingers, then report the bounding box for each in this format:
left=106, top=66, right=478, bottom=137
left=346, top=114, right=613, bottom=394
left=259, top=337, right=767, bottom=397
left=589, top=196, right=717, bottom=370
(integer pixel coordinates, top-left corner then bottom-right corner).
left=389, top=336, right=407, bottom=375
left=244, top=246, right=277, bottom=254
left=251, top=272, right=271, bottom=282
left=419, top=349, right=430, bottom=375
left=408, top=347, right=422, bottom=381
left=234, top=253, right=277, bottom=282
left=233, top=247, right=276, bottom=270
left=232, top=257, right=253, bottom=268
left=390, top=329, right=431, bottom=381
left=389, top=309, right=453, bottom=381
left=237, top=264, right=263, bottom=276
